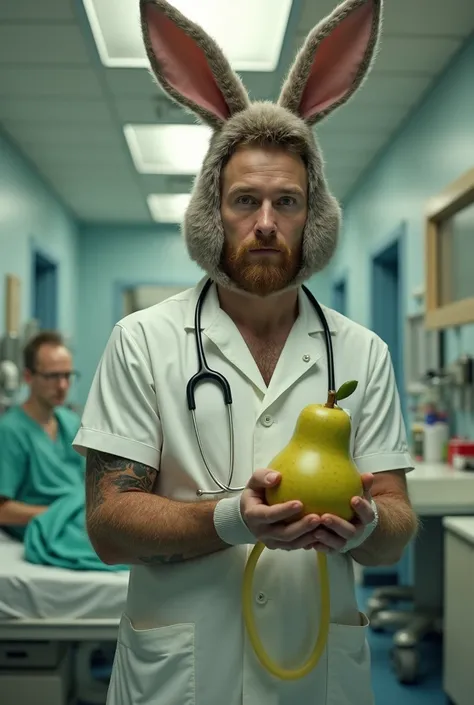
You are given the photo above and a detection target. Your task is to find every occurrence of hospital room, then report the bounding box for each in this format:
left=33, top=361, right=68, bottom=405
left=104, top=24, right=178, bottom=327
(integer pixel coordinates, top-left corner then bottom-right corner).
left=1, top=0, right=474, bottom=704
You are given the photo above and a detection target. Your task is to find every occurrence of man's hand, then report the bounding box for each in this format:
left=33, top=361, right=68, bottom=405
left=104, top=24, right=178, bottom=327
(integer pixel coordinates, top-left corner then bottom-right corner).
left=0, top=498, right=49, bottom=527
left=241, top=469, right=324, bottom=550
left=309, top=473, right=375, bottom=553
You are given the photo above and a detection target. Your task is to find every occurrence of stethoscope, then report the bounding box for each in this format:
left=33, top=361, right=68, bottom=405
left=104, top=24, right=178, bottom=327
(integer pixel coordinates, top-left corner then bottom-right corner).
left=186, top=278, right=336, bottom=497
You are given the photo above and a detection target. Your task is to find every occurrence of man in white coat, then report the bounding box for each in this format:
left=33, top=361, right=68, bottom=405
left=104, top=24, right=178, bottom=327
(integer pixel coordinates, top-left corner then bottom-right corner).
left=73, top=1, right=418, bottom=703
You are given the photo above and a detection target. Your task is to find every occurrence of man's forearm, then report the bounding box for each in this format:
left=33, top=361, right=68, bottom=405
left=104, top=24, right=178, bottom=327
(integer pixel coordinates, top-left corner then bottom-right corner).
left=85, top=449, right=229, bottom=566
left=350, top=494, right=419, bottom=567
left=0, top=499, right=47, bottom=526
left=89, top=492, right=228, bottom=565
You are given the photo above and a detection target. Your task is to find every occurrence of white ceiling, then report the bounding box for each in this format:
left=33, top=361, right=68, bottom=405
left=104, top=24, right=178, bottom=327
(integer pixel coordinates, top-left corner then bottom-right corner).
left=0, top=0, right=473, bottom=226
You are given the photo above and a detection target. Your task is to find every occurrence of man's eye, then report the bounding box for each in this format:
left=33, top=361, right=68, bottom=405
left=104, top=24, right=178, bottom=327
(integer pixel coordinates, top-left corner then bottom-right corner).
left=279, top=196, right=296, bottom=206
left=236, top=195, right=255, bottom=205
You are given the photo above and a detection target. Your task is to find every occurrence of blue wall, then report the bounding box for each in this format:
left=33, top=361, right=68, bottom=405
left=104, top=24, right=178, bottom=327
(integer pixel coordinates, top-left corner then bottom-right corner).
left=75, top=225, right=330, bottom=404
left=75, top=39, right=474, bottom=407
left=76, top=21, right=474, bottom=405
left=328, top=36, right=474, bottom=337
left=0, top=130, right=79, bottom=346
left=327, top=35, right=474, bottom=432
left=2, top=35, right=473, bottom=420
left=75, top=225, right=200, bottom=403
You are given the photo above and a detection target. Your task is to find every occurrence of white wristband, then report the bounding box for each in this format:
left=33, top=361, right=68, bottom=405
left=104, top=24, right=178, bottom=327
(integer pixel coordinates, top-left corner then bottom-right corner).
left=340, top=498, right=379, bottom=553
left=213, top=494, right=257, bottom=546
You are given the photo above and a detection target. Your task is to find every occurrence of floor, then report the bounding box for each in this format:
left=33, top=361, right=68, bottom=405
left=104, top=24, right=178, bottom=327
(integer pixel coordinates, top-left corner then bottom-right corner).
left=356, top=586, right=448, bottom=705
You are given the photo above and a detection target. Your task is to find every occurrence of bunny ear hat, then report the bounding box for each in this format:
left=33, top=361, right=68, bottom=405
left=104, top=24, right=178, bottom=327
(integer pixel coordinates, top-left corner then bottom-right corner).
left=140, top=0, right=383, bottom=291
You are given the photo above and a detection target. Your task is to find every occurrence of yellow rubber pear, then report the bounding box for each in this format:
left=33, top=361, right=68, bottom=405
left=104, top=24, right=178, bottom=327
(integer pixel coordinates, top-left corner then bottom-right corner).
left=242, top=380, right=363, bottom=681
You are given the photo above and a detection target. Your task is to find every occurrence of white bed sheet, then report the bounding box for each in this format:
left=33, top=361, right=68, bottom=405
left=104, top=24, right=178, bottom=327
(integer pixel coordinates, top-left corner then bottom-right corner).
left=0, top=530, right=129, bottom=620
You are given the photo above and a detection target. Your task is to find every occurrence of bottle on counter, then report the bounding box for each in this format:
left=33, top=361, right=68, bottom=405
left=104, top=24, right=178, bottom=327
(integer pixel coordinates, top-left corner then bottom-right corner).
left=423, top=412, right=449, bottom=463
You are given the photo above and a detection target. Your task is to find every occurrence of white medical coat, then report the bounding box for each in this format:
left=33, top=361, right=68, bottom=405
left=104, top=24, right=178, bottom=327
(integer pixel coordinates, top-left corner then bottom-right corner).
left=74, top=277, right=414, bottom=705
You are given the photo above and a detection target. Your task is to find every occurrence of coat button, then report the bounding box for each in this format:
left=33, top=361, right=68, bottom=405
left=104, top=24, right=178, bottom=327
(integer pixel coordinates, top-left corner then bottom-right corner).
left=302, top=354, right=311, bottom=362
left=261, top=415, right=273, bottom=427
left=256, top=592, right=268, bottom=605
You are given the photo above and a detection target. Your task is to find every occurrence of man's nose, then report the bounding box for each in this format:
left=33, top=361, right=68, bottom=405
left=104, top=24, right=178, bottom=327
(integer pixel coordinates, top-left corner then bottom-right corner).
left=255, top=202, right=277, bottom=238
left=58, top=376, right=70, bottom=390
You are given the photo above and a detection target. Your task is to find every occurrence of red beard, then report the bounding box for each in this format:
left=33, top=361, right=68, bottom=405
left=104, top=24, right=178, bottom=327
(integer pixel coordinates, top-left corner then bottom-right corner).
left=222, top=237, right=301, bottom=296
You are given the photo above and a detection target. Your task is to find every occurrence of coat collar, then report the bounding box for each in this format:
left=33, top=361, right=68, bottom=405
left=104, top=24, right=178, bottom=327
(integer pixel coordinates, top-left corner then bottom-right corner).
left=184, top=277, right=338, bottom=335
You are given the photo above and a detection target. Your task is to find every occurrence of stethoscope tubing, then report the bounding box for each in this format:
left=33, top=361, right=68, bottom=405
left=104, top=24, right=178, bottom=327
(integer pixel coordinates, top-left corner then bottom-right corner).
left=187, top=278, right=335, bottom=496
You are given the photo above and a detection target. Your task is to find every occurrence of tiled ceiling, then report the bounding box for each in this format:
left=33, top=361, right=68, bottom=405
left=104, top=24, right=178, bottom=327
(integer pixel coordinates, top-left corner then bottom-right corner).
left=0, top=0, right=473, bottom=225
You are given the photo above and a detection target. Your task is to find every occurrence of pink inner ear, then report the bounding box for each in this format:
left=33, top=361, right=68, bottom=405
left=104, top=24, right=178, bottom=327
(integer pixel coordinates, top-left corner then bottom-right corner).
left=299, top=2, right=374, bottom=119
left=145, top=5, right=230, bottom=121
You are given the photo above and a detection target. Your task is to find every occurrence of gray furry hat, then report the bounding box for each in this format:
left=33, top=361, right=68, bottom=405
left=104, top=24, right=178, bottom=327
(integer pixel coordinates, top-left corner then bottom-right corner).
left=140, top=0, right=383, bottom=290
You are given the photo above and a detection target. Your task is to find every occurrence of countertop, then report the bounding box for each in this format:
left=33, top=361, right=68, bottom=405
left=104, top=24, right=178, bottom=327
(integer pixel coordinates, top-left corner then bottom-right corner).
left=406, top=462, right=474, bottom=515
left=443, top=517, right=474, bottom=544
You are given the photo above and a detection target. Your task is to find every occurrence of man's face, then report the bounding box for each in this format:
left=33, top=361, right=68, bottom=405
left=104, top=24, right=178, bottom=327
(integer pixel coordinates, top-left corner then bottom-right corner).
left=24, top=344, right=74, bottom=410
left=220, top=144, right=308, bottom=296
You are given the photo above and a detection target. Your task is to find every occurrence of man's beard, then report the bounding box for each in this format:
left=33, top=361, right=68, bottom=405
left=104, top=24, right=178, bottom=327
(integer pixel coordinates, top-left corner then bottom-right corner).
left=221, top=237, right=301, bottom=296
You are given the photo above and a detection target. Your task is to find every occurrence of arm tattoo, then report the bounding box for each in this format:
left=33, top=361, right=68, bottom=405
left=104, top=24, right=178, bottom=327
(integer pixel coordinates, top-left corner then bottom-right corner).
left=86, top=450, right=156, bottom=513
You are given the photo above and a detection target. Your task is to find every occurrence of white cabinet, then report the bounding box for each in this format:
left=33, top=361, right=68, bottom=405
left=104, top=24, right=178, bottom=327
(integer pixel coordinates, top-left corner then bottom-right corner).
left=443, top=517, right=474, bottom=705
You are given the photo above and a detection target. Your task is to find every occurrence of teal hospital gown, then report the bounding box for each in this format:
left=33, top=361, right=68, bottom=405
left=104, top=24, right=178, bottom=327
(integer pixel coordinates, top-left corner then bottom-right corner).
left=0, top=405, right=85, bottom=541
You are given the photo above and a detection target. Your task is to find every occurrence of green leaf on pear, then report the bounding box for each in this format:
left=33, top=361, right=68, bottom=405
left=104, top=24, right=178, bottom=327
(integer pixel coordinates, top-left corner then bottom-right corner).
left=336, top=380, right=358, bottom=401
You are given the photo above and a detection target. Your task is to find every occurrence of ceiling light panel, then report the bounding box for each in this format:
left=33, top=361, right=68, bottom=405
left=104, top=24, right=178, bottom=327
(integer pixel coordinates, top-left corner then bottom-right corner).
left=124, top=124, right=212, bottom=175
left=83, top=0, right=293, bottom=71
left=147, top=193, right=191, bottom=223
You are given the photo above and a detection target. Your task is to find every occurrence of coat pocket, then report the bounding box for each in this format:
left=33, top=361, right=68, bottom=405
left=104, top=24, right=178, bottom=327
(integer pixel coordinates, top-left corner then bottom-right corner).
left=107, top=614, right=195, bottom=705
left=326, top=612, right=374, bottom=705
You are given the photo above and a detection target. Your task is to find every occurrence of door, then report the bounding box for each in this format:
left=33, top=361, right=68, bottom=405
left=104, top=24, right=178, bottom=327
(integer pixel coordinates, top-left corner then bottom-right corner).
left=32, top=250, right=58, bottom=330
left=371, top=239, right=404, bottom=418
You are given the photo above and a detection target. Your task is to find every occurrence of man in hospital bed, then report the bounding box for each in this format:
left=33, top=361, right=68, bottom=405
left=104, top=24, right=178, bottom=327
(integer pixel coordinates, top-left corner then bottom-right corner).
left=0, top=332, right=127, bottom=703
left=0, top=330, right=84, bottom=542
left=0, top=330, right=126, bottom=572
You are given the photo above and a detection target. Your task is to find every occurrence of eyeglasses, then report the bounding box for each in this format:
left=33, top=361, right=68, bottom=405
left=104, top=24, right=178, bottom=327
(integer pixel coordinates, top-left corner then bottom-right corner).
left=32, top=370, right=80, bottom=383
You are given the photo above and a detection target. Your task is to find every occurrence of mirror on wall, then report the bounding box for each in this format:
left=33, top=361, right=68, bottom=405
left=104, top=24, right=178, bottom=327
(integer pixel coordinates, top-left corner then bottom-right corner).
left=425, top=167, right=474, bottom=329
left=122, top=285, right=186, bottom=316
left=438, top=201, right=474, bottom=306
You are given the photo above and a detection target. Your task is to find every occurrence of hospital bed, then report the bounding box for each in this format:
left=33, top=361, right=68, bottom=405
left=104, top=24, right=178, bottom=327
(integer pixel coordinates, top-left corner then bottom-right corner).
left=0, top=530, right=129, bottom=705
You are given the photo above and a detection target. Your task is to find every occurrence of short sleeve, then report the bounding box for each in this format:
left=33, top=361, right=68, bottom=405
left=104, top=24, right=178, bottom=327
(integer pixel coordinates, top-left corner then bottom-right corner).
left=73, top=324, right=162, bottom=470
left=0, top=425, right=27, bottom=500
left=353, top=343, right=414, bottom=475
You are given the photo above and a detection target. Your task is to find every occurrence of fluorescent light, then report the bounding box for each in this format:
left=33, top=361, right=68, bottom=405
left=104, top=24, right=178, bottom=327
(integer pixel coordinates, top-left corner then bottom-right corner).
left=147, top=194, right=191, bottom=223
left=83, top=0, right=293, bottom=72
left=124, top=124, right=212, bottom=175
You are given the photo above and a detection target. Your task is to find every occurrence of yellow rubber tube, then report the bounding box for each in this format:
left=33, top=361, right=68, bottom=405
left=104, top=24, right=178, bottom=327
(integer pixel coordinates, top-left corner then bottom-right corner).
left=242, top=541, right=330, bottom=680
